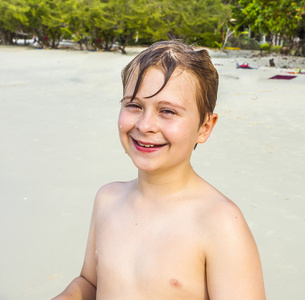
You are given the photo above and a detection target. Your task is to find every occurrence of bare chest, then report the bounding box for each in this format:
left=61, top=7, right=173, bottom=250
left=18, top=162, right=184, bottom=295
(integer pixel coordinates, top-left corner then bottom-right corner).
left=94, top=208, right=208, bottom=299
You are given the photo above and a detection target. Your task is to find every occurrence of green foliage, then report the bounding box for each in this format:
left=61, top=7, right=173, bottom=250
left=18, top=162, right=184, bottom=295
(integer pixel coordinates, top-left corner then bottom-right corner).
left=259, top=43, right=283, bottom=53
left=259, top=43, right=270, bottom=51
left=25, top=0, right=72, bottom=48
left=195, top=32, right=223, bottom=48
left=0, top=0, right=30, bottom=44
left=0, top=0, right=232, bottom=49
left=1, top=0, right=304, bottom=55
left=214, top=41, right=223, bottom=49
left=153, top=0, right=230, bottom=45
left=272, top=45, right=282, bottom=53
left=232, top=0, right=305, bottom=40
left=226, top=33, right=260, bottom=50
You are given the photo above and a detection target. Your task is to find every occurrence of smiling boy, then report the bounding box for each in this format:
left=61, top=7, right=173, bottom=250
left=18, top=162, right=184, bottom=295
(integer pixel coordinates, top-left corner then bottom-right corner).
left=53, top=41, right=265, bottom=299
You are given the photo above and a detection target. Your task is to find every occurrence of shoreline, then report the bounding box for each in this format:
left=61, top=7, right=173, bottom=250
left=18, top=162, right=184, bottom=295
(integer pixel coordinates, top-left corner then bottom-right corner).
left=2, top=42, right=305, bottom=70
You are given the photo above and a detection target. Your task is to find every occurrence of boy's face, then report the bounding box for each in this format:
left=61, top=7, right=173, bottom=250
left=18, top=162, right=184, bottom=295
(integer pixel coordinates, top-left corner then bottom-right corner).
left=118, top=67, right=216, bottom=173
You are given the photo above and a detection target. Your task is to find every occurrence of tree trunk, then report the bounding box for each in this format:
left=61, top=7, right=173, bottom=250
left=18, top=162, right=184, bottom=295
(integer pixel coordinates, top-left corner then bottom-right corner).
left=0, top=30, right=14, bottom=45
left=119, top=45, right=127, bottom=54
left=221, top=27, right=233, bottom=51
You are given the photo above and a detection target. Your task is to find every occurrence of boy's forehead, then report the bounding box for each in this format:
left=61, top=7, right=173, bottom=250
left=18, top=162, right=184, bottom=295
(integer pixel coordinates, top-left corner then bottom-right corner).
left=124, top=67, right=198, bottom=109
left=125, top=66, right=196, bottom=94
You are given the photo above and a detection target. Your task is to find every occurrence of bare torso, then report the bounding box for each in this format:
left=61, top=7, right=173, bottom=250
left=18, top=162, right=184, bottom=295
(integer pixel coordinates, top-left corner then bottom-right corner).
left=79, top=175, right=264, bottom=300
left=93, top=180, right=213, bottom=300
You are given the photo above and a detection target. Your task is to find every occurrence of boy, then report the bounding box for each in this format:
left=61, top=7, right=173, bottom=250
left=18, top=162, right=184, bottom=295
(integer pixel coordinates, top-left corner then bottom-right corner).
left=53, top=41, right=265, bottom=299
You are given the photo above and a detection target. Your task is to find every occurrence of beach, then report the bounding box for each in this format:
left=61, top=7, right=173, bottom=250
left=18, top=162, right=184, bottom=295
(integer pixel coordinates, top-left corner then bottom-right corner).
left=0, top=45, right=304, bottom=299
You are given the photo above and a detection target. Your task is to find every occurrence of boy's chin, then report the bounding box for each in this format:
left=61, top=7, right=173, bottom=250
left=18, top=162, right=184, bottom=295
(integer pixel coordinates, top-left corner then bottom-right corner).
left=131, top=158, right=161, bottom=173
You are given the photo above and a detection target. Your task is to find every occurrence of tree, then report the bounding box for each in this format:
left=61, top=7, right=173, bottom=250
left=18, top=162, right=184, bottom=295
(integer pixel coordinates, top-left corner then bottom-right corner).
left=78, top=0, right=162, bottom=52
left=64, top=0, right=87, bottom=47
left=113, top=0, right=154, bottom=53
left=232, top=0, right=305, bottom=51
left=295, top=2, right=305, bottom=55
left=26, top=0, right=72, bottom=48
left=0, top=0, right=29, bottom=44
left=148, top=0, right=231, bottom=47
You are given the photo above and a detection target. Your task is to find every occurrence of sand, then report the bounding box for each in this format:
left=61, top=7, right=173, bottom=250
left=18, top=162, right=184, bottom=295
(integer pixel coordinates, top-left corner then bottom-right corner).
left=0, top=45, right=304, bottom=300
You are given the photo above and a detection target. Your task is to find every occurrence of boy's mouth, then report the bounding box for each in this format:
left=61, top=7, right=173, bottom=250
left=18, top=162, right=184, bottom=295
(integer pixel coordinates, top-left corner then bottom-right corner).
left=132, top=138, right=167, bottom=149
left=137, top=141, right=155, bottom=148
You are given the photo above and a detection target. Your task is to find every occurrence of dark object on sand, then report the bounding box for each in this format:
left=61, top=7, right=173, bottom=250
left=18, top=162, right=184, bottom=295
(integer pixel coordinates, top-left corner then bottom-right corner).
left=269, top=58, right=275, bottom=67
left=269, top=75, right=296, bottom=80
left=280, top=47, right=290, bottom=55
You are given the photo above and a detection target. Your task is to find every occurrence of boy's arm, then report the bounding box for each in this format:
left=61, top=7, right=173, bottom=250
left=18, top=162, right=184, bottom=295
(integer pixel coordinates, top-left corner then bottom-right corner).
left=52, top=195, right=98, bottom=300
left=51, top=276, right=96, bottom=300
left=205, top=202, right=266, bottom=299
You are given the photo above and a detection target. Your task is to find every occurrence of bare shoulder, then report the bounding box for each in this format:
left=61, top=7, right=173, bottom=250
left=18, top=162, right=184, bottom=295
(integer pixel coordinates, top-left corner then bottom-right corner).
left=195, top=180, right=249, bottom=236
left=203, top=191, right=255, bottom=256
left=96, top=180, right=134, bottom=196
left=196, top=181, right=266, bottom=299
left=93, top=180, right=135, bottom=212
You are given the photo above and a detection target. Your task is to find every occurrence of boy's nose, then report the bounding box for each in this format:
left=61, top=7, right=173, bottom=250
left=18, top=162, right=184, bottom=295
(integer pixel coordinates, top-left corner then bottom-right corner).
left=135, top=111, right=158, bottom=133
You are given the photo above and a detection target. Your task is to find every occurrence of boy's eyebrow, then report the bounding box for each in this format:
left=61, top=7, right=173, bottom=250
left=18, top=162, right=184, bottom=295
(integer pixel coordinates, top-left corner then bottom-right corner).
left=121, top=97, right=186, bottom=111
left=120, top=95, right=135, bottom=103
left=158, top=101, right=186, bottom=111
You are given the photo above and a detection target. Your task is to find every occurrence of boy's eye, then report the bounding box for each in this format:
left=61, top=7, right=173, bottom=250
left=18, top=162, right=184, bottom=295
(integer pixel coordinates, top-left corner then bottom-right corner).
left=126, top=103, right=141, bottom=109
left=161, top=109, right=176, bottom=115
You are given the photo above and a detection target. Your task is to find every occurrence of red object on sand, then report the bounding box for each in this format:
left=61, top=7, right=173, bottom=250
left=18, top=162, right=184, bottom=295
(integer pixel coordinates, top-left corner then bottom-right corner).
left=269, top=75, right=296, bottom=80
left=236, top=62, right=254, bottom=69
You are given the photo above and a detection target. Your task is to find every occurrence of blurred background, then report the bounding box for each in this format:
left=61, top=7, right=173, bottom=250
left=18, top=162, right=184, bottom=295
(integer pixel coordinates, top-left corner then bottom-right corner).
left=0, top=0, right=305, bottom=55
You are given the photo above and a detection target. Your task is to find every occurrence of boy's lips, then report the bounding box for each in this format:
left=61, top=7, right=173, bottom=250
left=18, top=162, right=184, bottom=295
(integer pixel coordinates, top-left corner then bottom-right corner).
left=131, top=137, right=167, bottom=151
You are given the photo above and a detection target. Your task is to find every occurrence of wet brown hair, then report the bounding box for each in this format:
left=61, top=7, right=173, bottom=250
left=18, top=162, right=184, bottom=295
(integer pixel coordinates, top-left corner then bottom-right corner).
left=121, top=40, right=219, bottom=126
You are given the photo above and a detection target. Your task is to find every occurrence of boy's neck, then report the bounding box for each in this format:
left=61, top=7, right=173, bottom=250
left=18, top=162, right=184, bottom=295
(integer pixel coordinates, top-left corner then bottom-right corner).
left=136, top=165, right=199, bottom=201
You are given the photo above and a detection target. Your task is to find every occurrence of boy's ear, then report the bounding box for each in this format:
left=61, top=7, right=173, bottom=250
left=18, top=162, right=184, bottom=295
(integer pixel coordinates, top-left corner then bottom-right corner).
left=197, top=113, right=218, bottom=144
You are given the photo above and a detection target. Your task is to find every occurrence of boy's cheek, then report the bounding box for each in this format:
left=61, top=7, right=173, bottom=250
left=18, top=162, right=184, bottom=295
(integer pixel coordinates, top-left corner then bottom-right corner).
left=118, top=117, right=132, bottom=131
left=118, top=111, right=138, bottom=129
left=118, top=111, right=129, bottom=130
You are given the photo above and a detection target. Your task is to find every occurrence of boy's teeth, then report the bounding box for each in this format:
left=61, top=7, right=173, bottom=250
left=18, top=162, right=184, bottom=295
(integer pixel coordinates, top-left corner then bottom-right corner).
left=138, top=142, right=154, bottom=147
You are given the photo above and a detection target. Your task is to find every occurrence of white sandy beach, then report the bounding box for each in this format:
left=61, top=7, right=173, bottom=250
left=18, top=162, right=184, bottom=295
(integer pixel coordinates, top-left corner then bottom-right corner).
left=0, top=45, right=304, bottom=300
